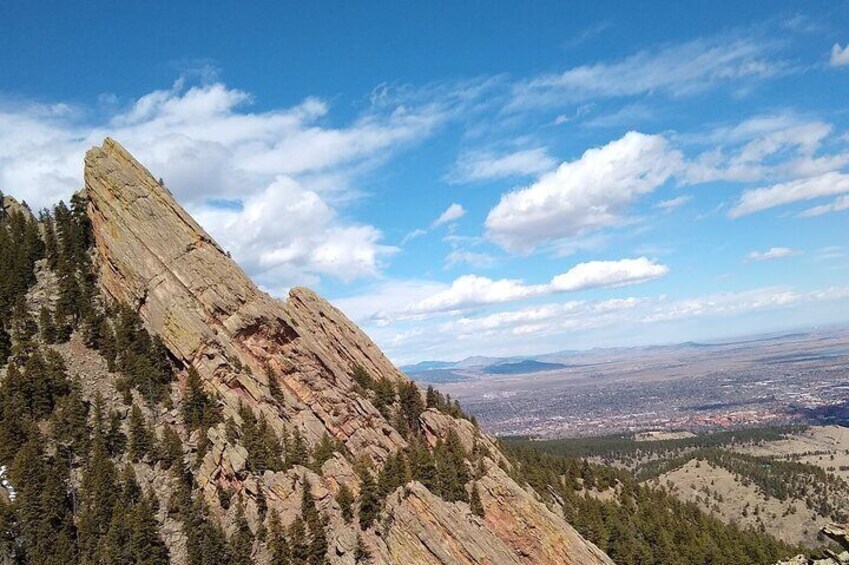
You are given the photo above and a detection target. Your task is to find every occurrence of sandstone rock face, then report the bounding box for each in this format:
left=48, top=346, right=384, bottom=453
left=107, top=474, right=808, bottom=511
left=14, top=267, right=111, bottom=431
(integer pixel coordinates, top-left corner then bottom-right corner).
left=84, top=138, right=613, bottom=565
left=85, top=138, right=406, bottom=464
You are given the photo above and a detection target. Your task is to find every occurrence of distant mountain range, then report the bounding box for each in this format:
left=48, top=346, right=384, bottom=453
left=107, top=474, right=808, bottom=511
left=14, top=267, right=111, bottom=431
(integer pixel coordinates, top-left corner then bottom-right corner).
left=400, top=329, right=839, bottom=383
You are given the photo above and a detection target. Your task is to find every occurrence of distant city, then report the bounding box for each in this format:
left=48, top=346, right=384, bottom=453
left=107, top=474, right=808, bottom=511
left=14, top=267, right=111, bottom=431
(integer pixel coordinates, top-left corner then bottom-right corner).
left=404, top=328, right=849, bottom=438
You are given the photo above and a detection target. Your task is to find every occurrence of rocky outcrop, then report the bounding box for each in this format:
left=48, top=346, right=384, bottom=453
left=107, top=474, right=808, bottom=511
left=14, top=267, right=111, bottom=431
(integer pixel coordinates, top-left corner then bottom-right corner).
left=1, top=195, right=34, bottom=220
left=83, top=138, right=613, bottom=565
left=85, top=138, right=406, bottom=464
left=777, top=524, right=849, bottom=564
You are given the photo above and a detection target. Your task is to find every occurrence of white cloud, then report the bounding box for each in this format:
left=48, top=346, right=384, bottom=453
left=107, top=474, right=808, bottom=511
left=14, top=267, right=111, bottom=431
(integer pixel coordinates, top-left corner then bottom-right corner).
left=654, top=195, right=692, bottom=211
left=0, top=78, right=445, bottom=288
left=550, top=257, right=669, bottom=291
left=372, top=285, right=849, bottom=364
left=195, top=178, right=397, bottom=286
left=745, top=247, right=799, bottom=262
left=432, top=203, right=466, bottom=227
left=799, top=194, right=849, bottom=217
left=830, top=43, right=849, bottom=67
left=684, top=115, right=849, bottom=185
left=407, top=257, right=668, bottom=315
left=639, top=287, right=849, bottom=323
left=485, top=131, right=682, bottom=252
left=400, top=229, right=427, bottom=246
left=331, top=280, right=448, bottom=326
left=729, top=171, right=849, bottom=217
left=446, top=298, right=643, bottom=335
left=412, top=275, right=541, bottom=314
left=510, top=36, right=781, bottom=108
left=451, top=147, right=555, bottom=182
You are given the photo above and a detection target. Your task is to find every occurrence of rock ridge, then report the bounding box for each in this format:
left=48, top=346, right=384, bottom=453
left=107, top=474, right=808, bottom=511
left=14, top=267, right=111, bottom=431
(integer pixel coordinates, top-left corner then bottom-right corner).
left=84, top=138, right=613, bottom=565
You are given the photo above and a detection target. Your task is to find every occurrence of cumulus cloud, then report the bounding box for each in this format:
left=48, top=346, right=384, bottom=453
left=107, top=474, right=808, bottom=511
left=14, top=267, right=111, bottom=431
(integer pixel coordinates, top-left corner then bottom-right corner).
left=0, top=78, right=445, bottom=288
left=485, top=131, right=682, bottom=252
left=510, top=36, right=781, bottom=108
left=729, top=172, right=849, bottom=217
left=432, top=203, right=466, bottom=227
left=830, top=43, right=849, bottom=67
left=195, top=177, right=397, bottom=285
left=408, top=257, right=668, bottom=315
left=550, top=257, right=669, bottom=291
left=745, top=247, right=799, bottom=262
left=450, top=147, right=555, bottom=182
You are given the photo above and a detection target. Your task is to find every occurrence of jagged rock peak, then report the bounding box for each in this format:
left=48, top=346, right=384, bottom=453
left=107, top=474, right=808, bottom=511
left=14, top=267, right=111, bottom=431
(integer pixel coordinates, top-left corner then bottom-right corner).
left=83, top=138, right=614, bottom=565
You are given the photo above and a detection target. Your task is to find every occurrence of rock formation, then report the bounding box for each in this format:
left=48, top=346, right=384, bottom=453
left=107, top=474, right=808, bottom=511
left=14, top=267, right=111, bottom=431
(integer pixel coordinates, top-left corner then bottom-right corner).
left=1, top=195, right=34, bottom=221
left=777, top=523, right=849, bottom=564
left=83, top=138, right=613, bottom=564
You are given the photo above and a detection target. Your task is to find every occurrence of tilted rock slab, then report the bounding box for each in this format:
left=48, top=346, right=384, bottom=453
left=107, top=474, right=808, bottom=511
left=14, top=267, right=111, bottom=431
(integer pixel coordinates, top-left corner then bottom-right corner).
left=84, top=138, right=613, bottom=565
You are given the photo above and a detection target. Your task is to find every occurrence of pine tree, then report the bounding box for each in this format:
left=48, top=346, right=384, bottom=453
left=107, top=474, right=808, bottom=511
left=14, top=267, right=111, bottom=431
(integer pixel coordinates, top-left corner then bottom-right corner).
left=98, top=317, right=117, bottom=371
left=352, top=364, right=374, bottom=389
left=337, top=484, right=354, bottom=523
left=301, top=482, right=328, bottom=565
left=10, top=433, right=78, bottom=565
left=425, top=385, right=439, bottom=409
left=78, top=419, right=119, bottom=561
left=106, top=467, right=170, bottom=564
left=0, top=324, right=10, bottom=365
left=434, top=429, right=470, bottom=502
left=129, top=403, right=154, bottom=462
left=240, top=404, right=282, bottom=472
left=182, top=367, right=218, bottom=430
left=182, top=366, right=219, bottom=431
left=377, top=451, right=408, bottom=499
left=229, top=501, right=254, bottom=565
left=288, top=516, right=309, bottom=564
left=106, top=407, right=128, bottom=456
left=267, top=363, right=286, bottom=404
left=356, top=460, right=380, bottom=531
left=159, top=423, right=184, bottom=470
left=399, top=381, right=425, bottom=434
left=51, top=377, right=89, bottom=457
left=286, top=428, right=309, bottom=468
left=373, top=378, right=395, bottom=418
left=311, top=432, right=336, bottom=471
left=408, top=437, right=439, bottom=493
left=41, top=209, right=59, bottom=270
left=120, top=463, right=143, bottom=505
left=470, top=483, right=485, bottom=517
left=184, top=494, right=231, bottom=565
left=38, top=304, right=57, bottom=343
left=268, top=510, right=291, bottom=565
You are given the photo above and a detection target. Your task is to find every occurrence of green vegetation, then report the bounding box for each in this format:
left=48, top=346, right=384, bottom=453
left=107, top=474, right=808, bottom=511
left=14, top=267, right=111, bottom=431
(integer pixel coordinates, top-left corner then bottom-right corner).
left=510, top=425, right=804, bottom=463
left=503, top=441, right=803, bottom=565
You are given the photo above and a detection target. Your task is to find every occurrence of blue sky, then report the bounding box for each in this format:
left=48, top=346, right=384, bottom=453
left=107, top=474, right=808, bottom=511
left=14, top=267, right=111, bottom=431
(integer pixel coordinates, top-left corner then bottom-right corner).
left=2, top=1, right=849, bottom=364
